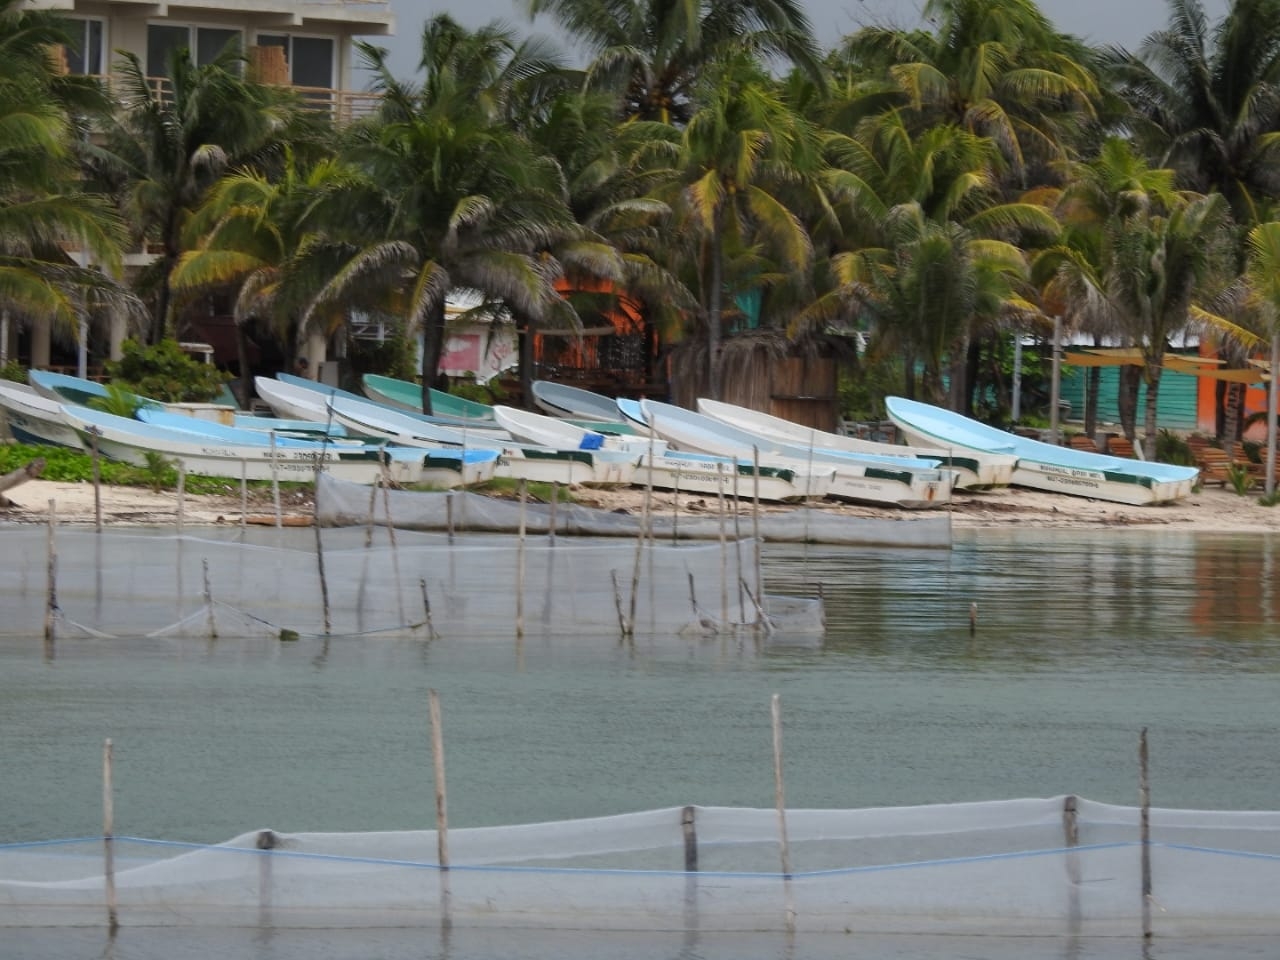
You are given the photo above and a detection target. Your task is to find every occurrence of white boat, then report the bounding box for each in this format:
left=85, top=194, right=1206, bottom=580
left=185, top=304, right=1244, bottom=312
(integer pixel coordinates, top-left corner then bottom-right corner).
left=493, top=404, right=664, bottom=456
left=62, top=404, right=497, bottom=488
left=530, top=380, right=628, bottom=422
left=0, top=380, right=86, bottom=449
left=696, top=397, right=1015, bottom=490
left=628, top=399, right=954, bottom=509
left=637, top=449, right=836, bottom=502
left=362, top=373, right=498, bottom=425
left=326, top=395, right=638, bottom=488
left=885, top=396, right=1200, bottom=505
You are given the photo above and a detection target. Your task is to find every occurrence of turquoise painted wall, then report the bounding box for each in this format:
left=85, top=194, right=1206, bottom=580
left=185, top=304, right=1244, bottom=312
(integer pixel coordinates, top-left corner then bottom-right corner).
left=1058, top=365, right=1199, bottom=431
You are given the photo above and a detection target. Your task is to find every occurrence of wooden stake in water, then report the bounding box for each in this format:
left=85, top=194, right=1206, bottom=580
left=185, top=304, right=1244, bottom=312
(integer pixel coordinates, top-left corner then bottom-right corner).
left=89, top=427, right=102, bottom=533
left=716, top=461, right=728, bottom=630
left=671, top=466, right=681, bottom=544
left=752, top=447, right=763, bottom=611
left=771, top=694, right=795, bottom=932
left=732, top=458, right=744, bottom=623
left=269, top=431, right=282, bottom=530
left=1140, top=727, right=1152, bottom=939
left=240, top=460, right=248, bottom=532
left=203, top=558, right=217, bottom=639
left=44, top=499, right=57, bottom=643
left=103, top=737, right=118, bottom=933
left=429, top=689, right=450, bottom=868
left=420, top=577, right=437, bottom=640
left=516, top=478, right=527, bottom=638
left=379, top=450, right=406, bottom=627
left=176, top=461, right=186, bottom=534
left=446, top=493, right=455, bottom=543
left=312, top=454, right=331, bottom=635
left=682, top=805, right=698, bottom=872
left=548, top=481, right=558, bottom=546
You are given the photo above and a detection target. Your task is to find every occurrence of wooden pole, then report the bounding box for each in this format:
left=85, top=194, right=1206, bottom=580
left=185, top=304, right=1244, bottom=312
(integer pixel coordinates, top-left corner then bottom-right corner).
left=176, top=461, right=185, bottom=533
left=269, top=431, right=282, bottom=530
left=240, top=460, right=247, bottom=532
left=103, top=737, right=118, bottom=932
left=44, top=499, right=57, bottom=644
left=717, top=462, right=728, bottom=630
left=672, top=466, right=681, bottom=544
left=752, top=447, right=762, bottom=614
left=446, top=492, right=455, bottom=543
left=90, top=428, right=102, bottom=533
left=612, top=569, right=630, bottom=636
left=428, top=689, right=452, bottom=931
left=1140, top=727, right=1152, bottom=939
left=379, top=451, right=406, bottom=627
left=771, top=694, right=795, bottom=932
left=203, top=558, right=217, bottom=639
left=548, top=481, right=558, bottom=547
left=1064, top=794, right=1081, bottom=931
left=732, top=458, right=744, bottom=623
left=313, top=454, right=331, bottom=635
left=516, top=478, right=527, bottom=638
left=429, top=689, right=450, bottom=868
left=682, top=805, right=698, bottom=872
left=420, top=577, right=436, bottom=640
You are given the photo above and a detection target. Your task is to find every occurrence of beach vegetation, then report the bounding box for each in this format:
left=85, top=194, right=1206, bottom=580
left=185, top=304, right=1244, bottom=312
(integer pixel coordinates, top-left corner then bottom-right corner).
left=104, top=339, right=230, bottom=404
left=0, top=361, right=26, bottom=384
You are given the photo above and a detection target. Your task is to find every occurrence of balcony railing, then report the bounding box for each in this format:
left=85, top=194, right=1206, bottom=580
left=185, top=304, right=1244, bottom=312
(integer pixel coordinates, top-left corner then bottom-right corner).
left=93, top=74, right=383, bottom=125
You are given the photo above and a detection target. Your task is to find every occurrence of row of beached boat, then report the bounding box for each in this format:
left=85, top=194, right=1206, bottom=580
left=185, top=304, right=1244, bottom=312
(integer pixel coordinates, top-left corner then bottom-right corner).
left=0, top=369, right=1201, bottom=507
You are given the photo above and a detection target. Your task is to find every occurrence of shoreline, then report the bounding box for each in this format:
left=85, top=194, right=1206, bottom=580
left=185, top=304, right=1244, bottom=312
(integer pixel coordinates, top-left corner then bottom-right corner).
left=3, top=477, right=1280, bottom=533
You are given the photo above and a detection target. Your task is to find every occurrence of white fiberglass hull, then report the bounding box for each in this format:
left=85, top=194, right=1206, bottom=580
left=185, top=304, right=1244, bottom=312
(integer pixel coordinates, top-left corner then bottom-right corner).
left=638, top=451, right=835, bottom=503
left=0, top=382, right=85, bottom=449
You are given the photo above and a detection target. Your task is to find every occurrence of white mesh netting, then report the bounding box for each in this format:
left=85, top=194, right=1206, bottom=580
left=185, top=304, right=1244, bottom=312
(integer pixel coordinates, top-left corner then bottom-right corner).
left=0, top=526, right=823, bottom=639
left=3, top=798, right=1278, bottom=935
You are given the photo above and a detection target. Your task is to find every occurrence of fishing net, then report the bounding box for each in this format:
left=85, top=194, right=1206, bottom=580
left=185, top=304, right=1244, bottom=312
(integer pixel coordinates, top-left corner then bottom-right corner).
left=0, top=525, right=822, bottom=640
left=3, top=797, right=1279, bottom=935
left=316, top=474, right=952, bottom=548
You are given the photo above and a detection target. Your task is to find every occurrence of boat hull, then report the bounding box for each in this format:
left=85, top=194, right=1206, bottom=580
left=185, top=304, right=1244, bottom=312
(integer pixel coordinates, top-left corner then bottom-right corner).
left=0, top=383, right=85, bottom=450
left=886, top=397, right=1199, bottom=506
left=638, top=452, right=835, bottom=502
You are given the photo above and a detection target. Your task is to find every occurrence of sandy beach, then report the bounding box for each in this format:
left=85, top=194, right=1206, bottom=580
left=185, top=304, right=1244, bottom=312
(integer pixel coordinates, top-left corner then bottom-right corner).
left=3, top=475, right=1279, bottom=533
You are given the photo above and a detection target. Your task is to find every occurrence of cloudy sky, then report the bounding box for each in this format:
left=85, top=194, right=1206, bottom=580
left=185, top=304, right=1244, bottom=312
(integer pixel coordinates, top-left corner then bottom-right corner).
left=361, top=0, right=1232, bottom=81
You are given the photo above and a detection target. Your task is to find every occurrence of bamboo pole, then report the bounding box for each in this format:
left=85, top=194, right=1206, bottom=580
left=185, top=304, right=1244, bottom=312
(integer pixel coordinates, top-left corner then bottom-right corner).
left=752, top=447, right=762, bottom=614
left=90, top=427, right=102, bottom=533
left=682, top=805, right=698, bottom=872
left=44, top=499, right=57, bottom=644
left=429, top=689, right=449, bottom=867
left=716, top=462, right=728, bottom=630
left=103, top=737, right=118, bottom=932
left=176, top=462, right=185, bottom=534
left=269, top=431, right=281, bottom=530
left=313, top=451, right=331, bottom=635
left=428, top=689, right=452, bottom=931
left=1140, top=727, right=1152, bottom=939
left=516, top=478, right=527, bottom=638
left=203, top=558, right=217, bottom=639
left=771, top=694, right=795, bottom=932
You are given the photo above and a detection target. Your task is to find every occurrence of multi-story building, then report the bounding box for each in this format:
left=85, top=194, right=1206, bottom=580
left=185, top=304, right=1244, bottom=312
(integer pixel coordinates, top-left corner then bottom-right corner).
left=8, top=1, right=395, bottom=376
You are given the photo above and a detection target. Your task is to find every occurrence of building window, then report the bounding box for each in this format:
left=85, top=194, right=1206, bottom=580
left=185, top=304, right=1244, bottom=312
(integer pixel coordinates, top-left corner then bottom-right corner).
left=63, top=17, right=104, bottom=76
left=147, top=25, right=243, bottom=78
left=256, top=34, right=333, bottom=89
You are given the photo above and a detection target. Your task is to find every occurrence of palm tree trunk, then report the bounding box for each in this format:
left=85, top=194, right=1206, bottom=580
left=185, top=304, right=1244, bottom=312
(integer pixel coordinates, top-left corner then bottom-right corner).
left=1085, top=366, right=1100, bottom=437
left=707, top=224, right=724, bottom=401
left=420, top=299, right=448, bottom=416
left=1143, top=363, right=1162, bottom=457
left=236, top=322, right=253, bottom=409
left=1118, top=364, right=1140, bottom=439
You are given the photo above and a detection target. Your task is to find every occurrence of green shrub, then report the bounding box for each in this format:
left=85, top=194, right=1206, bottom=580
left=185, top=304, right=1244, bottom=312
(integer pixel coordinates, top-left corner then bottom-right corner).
left=105, top=339, right=229, bottom=403
left=1227, top=462, right=1255, bottom=496
left=1155, top=429, right=1196, bottom=466
left=0, top=359, right=26, bottom=384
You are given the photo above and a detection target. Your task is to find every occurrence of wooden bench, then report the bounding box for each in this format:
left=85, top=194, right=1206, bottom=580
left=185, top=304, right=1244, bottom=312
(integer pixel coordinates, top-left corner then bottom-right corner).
left=1106, top=436, right=1139, bottom=458
left=1068, top=434, right=1099, bottom=453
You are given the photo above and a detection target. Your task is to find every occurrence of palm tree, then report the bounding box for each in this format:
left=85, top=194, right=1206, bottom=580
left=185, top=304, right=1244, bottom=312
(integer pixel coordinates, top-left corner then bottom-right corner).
left=525, top=0, right=823, bottom=124
left=648, top=54, right=829, bottom=401
left=313, top=22, right=596, bottom=414
left=169, top=153, right=362, bottom=404
left=1105, top=0, right=1280, bottom=225
left=102, top=43, right=296, bottom=342
left=0, top=0, right=139, bottom=356
left=1243, top=221, right=1280, bottom=492
left=839, top=0, right=1100, bottom=184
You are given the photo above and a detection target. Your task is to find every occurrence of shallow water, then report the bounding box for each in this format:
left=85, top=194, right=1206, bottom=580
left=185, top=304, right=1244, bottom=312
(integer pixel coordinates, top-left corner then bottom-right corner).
left=3, top=526, right=1279, bottom=958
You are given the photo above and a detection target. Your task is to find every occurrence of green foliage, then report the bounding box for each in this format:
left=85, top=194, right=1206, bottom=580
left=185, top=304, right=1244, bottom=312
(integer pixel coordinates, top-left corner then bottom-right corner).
left=347, top=333, right=418, bottom=384
left=1155, top=429, right=1196, bottom=467
left=448, top=377, right=506, bottom=405
left=1260, top=489, right=1280, bottom=507
left=0, top=360, right=26, bottom=384
left=88, top=383, right=147, bottom=418
left=142, top=451, right=173, bottom=493
left=105, top=339, right=230, bottom=403
left=0, top=442, right=306, bottom=497
left=838, top=354, right=904, bottom=422
left=1227, top=461, right=1255, bottom=496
